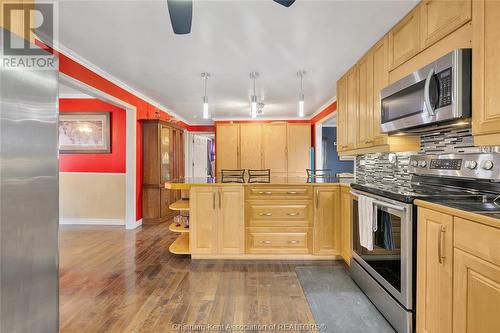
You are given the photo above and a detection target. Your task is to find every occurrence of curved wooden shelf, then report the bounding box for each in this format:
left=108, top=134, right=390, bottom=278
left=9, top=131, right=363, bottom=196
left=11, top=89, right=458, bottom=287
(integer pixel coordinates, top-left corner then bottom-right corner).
left=169, top=199, right=190, bottom=211
left=169, top=233, right=190, bottom=254
left=169, top=223, right=189, bottom=233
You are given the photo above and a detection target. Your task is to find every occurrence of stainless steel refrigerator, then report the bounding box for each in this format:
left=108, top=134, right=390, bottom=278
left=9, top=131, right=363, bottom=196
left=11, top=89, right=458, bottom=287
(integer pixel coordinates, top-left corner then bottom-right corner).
left=1, top=29, right=59, bottom=332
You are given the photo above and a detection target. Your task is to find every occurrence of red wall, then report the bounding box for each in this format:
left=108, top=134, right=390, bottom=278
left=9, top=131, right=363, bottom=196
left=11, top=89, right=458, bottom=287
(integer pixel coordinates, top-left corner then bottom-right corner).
left=59, top=98, right=126, bottom=173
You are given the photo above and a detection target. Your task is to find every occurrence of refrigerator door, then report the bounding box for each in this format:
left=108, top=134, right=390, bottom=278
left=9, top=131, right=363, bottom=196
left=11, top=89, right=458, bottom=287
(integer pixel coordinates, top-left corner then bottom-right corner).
left=1, top=30, right=59, bottom=332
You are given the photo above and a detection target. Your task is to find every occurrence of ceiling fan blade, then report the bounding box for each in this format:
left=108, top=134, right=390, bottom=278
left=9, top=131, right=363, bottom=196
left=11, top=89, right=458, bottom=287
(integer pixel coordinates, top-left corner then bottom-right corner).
left=273, top=0, right=296, bottom=7
left=167, top=0, right=193, bottom=34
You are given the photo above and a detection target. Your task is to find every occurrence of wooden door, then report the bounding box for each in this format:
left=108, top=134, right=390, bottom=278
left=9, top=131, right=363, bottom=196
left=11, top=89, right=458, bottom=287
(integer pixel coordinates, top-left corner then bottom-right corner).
left=340, top=186, right=352, bottom=265
left=346, top=67, right=358, bottom=150
left=216, top=124, right=239, bottom=175
left=189, top=186, right=217, bottom=254
left=420, top=0, right=471, bottom=49
left=262, top=123, right=287, bottom=176
left=240, top=123, right=262, bottom=170
left=372, top=36, right=389, bottom=146
left=357, top=53, right=374, bottom=148
left=313, top=186, right=340, bottom=255
left=217, top=187, right=245, bottom=254
left=287, top=124, right=311, bottom=177
left=389, top=7, right=421, bottom=69
left=336, top=75, right=349, bottom=152
left=416, top=208, right=453, bottom=333
left=472, top=0, right=500, bottom=146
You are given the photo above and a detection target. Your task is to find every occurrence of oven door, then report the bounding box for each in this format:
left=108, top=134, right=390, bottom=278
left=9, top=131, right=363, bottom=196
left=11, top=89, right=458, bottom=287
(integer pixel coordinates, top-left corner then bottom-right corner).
left=351, top=190, right=413, bottom=309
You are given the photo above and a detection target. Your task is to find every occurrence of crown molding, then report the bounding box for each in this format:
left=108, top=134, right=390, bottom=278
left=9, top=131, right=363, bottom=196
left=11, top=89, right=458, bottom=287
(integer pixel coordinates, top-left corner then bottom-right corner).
left=309, top=96, right=337, bottom=119
left=55, top=41, right=189, bottom=124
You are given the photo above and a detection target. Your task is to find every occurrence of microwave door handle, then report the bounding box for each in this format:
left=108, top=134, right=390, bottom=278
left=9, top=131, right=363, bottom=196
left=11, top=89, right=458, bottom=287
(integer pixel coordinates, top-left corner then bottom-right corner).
left=424, top=68, right=436, bottom=116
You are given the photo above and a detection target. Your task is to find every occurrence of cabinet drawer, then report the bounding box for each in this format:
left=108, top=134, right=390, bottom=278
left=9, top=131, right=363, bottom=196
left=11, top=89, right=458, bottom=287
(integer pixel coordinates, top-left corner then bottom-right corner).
left=246, top=186, right=312, bottom=200
left=246, top=228, right=312, bottom=254
left=454, top=217, right=500, bottom=266
left=246, top=202, right=312, bottom=227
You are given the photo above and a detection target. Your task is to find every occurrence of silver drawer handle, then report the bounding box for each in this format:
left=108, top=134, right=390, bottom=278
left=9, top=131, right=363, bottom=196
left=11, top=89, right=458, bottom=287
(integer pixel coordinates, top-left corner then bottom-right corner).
left=259, top=212, right=272, bottom=216
left=287, top=191, right=298, bottom=194
left=258, top=191, right=273, bottom=195
left=287, top=212, right=299, bottom=216
left=260, top=240, right=272, bottom=244
left=288, top=240, right=299, bottom=244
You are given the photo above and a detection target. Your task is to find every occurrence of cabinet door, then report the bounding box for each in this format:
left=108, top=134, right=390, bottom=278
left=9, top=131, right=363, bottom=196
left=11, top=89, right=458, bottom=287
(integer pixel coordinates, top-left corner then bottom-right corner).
left=216, top=124, right=239, bottom=175
left=189, top=186, right=217, bottom=254
left=313, top=186, right=340, bottom=255
left=420, top=0, right=471, bottom=49
left=416, top=208, right=453, bottom=333
left=217, top=187, right=245, bottom=254
left=340, top=187, right=352, bottom=265
left=160, top=125, right=171, bottom=182
left=453, top=249, right=500, bottom=333
left=372, top=37, right=389, bottom=146
left=336, top=75, right=349, bottom=152
left=287, top=124, right=311, bottom=176
left=346, top=67, right=358, bottom=150
left=240, top=123, right=262, bottom=170
left=357, top=53, right=374, bottom=148
left=262, top=123, right=287, bottom=175
left=472, top=0, right=500, bottom=146
left=389, top=7, right=421, bottom=70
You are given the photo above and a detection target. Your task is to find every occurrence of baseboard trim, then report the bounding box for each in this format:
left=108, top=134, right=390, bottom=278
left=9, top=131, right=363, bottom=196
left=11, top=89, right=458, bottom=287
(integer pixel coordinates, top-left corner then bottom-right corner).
left=59, top=218, right=125, bottom=225
left=191, top=254, right=342, bottom=260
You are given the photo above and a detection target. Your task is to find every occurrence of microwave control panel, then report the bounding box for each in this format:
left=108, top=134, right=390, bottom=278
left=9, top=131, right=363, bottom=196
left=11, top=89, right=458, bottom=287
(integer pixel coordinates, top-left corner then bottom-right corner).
left=437, top=68, right=452, bottom=107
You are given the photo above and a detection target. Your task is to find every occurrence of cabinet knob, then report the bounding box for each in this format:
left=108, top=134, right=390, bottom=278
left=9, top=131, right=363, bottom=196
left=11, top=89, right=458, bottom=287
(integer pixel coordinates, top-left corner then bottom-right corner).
left=287, top=212, right=299, bottom=216
left=288, top=240, right=299, bottom=244
left=260, top=240, right=272, bottom=244
left=287, top=191, right=298, bottom=195
left=258, top=191, right=273, bottom=195
left=259, top=212, right=272, bottom=216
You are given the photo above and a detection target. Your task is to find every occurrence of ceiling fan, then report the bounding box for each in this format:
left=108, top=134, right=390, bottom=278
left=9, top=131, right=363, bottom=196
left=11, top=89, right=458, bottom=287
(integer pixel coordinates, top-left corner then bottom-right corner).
left=166, top=0, right=296, bottom=35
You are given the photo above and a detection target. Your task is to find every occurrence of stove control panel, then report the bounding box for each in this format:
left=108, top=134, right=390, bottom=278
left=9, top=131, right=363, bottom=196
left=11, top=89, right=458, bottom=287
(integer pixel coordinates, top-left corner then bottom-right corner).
left=408, top=153, right=500, bottom=180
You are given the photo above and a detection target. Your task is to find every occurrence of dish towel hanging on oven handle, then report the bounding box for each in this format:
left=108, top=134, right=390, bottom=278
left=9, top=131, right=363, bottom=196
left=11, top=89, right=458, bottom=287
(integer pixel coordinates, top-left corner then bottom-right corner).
left=358, top=195, right=376, bottom=251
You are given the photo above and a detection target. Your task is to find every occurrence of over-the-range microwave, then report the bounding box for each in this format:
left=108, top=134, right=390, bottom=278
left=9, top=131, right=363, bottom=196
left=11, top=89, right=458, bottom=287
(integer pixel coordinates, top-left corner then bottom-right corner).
left=380, top=48, right=471, bottom=134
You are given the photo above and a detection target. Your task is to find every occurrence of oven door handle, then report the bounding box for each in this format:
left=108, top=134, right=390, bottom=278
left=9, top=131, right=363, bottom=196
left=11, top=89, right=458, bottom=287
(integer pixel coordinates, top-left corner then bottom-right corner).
left=350, top=191, right=406, bottom=212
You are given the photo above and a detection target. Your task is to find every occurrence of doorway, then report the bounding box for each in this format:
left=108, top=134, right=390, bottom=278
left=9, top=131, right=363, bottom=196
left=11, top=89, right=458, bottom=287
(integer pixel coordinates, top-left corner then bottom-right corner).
left=186, top=133, right=215, bottom=178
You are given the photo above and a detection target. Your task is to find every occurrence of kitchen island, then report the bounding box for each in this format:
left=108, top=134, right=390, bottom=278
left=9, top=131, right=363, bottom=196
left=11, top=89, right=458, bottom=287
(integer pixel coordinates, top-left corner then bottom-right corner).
left=165, top=177, right=354, bottom=260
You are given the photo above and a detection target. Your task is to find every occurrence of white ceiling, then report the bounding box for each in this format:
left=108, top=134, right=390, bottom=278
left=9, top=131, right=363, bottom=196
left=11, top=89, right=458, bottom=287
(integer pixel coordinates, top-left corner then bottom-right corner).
left=56, top=0, right=417, bottom=124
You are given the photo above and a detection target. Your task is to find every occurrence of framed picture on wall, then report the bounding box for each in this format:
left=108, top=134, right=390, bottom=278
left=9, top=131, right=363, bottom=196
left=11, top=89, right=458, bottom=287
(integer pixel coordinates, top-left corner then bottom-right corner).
left=59, top=112, right=111, bottom=153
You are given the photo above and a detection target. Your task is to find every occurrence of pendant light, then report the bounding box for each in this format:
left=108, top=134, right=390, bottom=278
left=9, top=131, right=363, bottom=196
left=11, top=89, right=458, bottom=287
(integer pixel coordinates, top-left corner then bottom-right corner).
left=201, top=72, right=210, bottom=119
left=297, top=70, right=306, bottom=118
left=250, top=72, right=259, bottom=118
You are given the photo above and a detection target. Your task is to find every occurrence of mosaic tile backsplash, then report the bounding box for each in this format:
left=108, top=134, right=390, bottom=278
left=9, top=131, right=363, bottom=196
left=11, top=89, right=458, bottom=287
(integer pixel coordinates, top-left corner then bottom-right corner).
left=355, top=127, right=499, bottom=186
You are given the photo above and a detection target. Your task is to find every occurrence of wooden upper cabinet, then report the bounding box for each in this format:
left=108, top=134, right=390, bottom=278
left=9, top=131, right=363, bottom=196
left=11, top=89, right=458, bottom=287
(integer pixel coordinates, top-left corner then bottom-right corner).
left=420, top=0, right=471, bottom=50
left=472, top=0, right=500, bottom=146
left=313, top=186, right=340, bottom=255
left=357, top=53, right=374, bottom=149
left=336, top=75, right=349, bottom=152
left=372, top=37, right=389, bottom=146
left=262, top=123, right=287, bottom=175
left=287, top=124, right=311, bottom=177
left=389, top=7, right=421, bottom=70
left=216, top=124, right=239, bottom=175
left=346, top=67, right=358, bottom=150
left=240, top=123, right=263, bottom=170
left=416, top=208, right=453, bottom=333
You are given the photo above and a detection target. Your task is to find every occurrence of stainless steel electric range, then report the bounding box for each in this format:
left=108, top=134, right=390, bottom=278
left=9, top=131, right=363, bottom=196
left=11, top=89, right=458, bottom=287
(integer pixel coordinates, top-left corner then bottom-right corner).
left=349, top=153, right=500, bottom=333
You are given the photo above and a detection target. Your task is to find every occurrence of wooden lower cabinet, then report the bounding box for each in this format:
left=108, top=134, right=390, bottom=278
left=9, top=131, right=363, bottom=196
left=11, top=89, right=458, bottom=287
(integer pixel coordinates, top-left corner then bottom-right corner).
left=340, top=186, right=352, bottom=265
left=246, top=227, right=312, bottom=254
left=416, top=206, right=500, bottom=333
left=189, top=186, right=244, bottom=255
left=416, top=207, right=453, bottom=333
left=313, top=186, right=341, bottom=256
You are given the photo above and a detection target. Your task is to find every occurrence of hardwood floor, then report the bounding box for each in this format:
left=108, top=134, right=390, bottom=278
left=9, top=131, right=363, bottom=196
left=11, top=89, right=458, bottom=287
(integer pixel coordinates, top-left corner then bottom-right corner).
left=59, top=223, right=338, bottom=332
